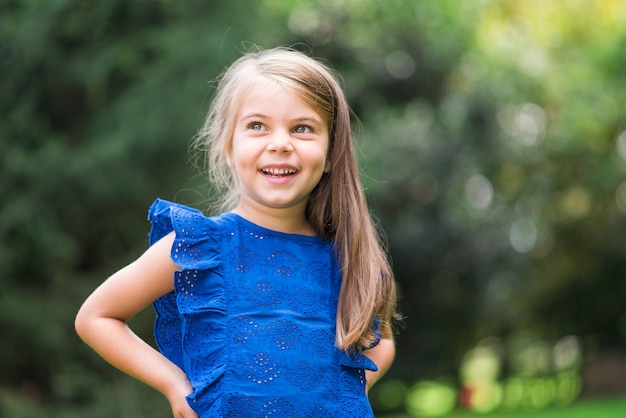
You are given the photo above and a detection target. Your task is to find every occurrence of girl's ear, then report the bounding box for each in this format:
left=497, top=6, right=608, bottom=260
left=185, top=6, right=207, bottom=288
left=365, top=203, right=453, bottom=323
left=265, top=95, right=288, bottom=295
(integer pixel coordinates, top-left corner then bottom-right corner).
left=323, top=142, right=332, bottom=173
left=323, top=157, right=331, bottom=173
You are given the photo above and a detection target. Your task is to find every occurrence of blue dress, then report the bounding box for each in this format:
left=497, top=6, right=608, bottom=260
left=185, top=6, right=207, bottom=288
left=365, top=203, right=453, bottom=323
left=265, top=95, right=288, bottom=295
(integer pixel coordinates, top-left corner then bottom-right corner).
left=148, top=199, right=379, bottom=417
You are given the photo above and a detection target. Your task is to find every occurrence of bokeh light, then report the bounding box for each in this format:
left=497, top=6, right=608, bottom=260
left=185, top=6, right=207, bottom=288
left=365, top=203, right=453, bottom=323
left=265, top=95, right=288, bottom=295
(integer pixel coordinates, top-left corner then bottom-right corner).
left=405, top=379, right=457, bottom=417
left=509, top=219, right=538, bottom=253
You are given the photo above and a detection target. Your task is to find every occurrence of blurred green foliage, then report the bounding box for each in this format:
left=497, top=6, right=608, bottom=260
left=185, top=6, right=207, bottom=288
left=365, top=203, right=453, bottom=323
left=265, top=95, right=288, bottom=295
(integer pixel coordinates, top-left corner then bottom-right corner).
left=1, top=0, right=625, bottom=416
left=382, top=396, right=626, bottom=418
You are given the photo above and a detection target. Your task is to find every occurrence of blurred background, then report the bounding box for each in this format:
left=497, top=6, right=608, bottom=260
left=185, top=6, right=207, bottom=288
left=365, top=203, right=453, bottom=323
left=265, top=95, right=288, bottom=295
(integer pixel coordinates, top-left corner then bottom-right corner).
left=2, top=0, right=626, bottom=417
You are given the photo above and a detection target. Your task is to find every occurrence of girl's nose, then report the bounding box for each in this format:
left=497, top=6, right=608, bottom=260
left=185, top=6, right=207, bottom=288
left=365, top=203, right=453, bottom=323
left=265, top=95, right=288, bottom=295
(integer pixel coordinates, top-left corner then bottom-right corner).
left=266, top=129, right=294, bottom=152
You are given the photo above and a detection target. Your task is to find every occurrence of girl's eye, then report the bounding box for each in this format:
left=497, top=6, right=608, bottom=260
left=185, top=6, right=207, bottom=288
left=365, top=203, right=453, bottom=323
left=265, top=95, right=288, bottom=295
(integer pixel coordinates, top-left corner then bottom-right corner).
left=293, top=125, right=312, bottom=134
left=249, top=122, right=265, bottom=130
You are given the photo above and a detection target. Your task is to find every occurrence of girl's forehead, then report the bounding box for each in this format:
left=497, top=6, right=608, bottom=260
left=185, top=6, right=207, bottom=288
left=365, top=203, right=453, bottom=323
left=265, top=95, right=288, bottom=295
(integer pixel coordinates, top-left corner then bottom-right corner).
left=240, top=76, right=295, bottom=100
left=243, top=76, right=282, bottom=93
left=236, top=76, right=326, bottom=120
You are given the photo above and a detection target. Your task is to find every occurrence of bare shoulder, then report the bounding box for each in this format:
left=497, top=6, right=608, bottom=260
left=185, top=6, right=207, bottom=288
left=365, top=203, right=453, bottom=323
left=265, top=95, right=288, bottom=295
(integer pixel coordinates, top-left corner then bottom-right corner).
left=134, top=231, right=180, bottom=282
left=117, top=231, right=180, bottom=299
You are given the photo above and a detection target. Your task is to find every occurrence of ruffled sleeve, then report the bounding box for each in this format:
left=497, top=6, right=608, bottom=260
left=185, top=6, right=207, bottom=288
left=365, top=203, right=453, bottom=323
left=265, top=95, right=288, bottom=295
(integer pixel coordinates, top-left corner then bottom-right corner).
left=147, top=198, right=222, bottom=370
left=148, top=198, right=206, bottom=245
left=336, top=315, right=382, bottom=372
left=337, top=349, right=378, bottom=372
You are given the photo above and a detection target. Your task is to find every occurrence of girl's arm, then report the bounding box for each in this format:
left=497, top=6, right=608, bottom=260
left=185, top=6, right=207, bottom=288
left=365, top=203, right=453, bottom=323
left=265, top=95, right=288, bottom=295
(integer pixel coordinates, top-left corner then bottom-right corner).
left=75, top=232, right=198, bottom=418
left=363, top=325, right=396, bottom=393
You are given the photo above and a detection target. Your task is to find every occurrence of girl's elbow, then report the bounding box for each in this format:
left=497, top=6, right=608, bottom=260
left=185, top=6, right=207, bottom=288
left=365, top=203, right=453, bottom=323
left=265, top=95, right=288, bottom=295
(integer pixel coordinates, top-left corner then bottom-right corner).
left=74, top=302, right=100, bottom=342
left=74, top=304, right=90, bottom=340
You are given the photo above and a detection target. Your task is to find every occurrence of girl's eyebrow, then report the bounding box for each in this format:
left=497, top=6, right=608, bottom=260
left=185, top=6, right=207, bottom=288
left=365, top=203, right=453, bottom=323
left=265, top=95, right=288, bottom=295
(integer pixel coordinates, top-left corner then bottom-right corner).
left=239, top=113, right=324, bottom=125
left=239, top=112, right=268, bottom=121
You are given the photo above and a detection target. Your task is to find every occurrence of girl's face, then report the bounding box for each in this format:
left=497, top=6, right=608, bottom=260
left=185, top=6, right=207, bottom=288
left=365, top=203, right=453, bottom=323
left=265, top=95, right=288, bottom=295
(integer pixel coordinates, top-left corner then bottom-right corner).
left=228, top=78, right=330, bottom=222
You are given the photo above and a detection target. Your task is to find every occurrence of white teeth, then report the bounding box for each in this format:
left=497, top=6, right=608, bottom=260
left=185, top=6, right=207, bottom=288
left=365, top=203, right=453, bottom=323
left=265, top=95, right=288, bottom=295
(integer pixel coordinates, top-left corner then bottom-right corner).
left=262, top=168, right=296, bottom=175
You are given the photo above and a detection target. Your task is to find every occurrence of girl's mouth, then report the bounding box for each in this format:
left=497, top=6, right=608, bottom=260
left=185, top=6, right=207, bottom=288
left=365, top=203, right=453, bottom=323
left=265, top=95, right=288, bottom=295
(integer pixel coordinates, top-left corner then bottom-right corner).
left=261, top=167, right=298, bottom=178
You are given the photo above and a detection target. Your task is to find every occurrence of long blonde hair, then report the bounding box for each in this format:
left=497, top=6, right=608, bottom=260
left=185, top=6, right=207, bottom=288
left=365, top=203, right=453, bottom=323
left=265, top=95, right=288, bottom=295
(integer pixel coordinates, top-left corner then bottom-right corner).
left=194, top=46, right=398, bottom=350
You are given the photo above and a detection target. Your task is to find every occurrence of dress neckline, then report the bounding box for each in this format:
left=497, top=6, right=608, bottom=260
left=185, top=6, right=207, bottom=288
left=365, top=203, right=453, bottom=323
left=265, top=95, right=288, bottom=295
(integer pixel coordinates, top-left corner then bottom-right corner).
left=222, top=212, right=327, bottom=243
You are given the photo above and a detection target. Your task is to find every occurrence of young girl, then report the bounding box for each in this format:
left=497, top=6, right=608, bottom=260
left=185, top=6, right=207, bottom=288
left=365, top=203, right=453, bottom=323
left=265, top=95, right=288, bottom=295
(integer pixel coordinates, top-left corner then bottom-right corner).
left=75, top=47, right=399, bottom=418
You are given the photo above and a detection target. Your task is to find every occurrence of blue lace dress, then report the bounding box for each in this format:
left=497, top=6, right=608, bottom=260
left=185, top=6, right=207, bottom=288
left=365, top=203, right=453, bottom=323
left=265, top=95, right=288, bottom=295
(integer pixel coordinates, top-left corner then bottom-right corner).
left=148, top=199, right=379, bottom=417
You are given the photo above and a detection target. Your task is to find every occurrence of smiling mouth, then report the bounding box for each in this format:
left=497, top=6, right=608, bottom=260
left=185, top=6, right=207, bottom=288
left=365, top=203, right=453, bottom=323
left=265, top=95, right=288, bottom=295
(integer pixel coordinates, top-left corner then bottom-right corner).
left=261, top=167, right=298, bottom=178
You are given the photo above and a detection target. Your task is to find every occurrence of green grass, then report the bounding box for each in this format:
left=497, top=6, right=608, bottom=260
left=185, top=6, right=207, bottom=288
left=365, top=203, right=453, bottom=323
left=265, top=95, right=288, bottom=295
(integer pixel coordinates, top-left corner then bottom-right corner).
left=379, top=397, right=626, bottom=418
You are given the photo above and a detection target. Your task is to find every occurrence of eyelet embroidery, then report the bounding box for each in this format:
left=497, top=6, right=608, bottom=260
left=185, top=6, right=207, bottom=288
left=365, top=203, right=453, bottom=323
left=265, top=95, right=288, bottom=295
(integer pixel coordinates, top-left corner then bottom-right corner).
left=245, top=352, right=281, bottom=384
left=222, top=392, right=256, bottom=416
left=149, top=201, right=376, bottom=417
left=266, top=249, right=301, bottom=277
left=228, top=245, right=260, bottom=274
left=259, top=398, right=299, bottom=416
left=243, top=228, right=270, bottom=240
left=302, top=261, right=331, bottom=287
left=305, top=406, right=334, bottom=417
left=232, top=316, right=260, bottom=345
left=287, top=358, right=330, bottom=391
left=266, top=319, right=302, bottom=350
left=287, top=286, right=319, bottom=314
left=245, top=279, right=283, bottom=308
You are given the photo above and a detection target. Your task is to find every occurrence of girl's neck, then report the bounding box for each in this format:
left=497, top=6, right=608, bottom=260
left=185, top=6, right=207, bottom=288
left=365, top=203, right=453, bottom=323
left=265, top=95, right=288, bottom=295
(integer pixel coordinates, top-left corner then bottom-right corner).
left=231, top=203, right=317, bottom=236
